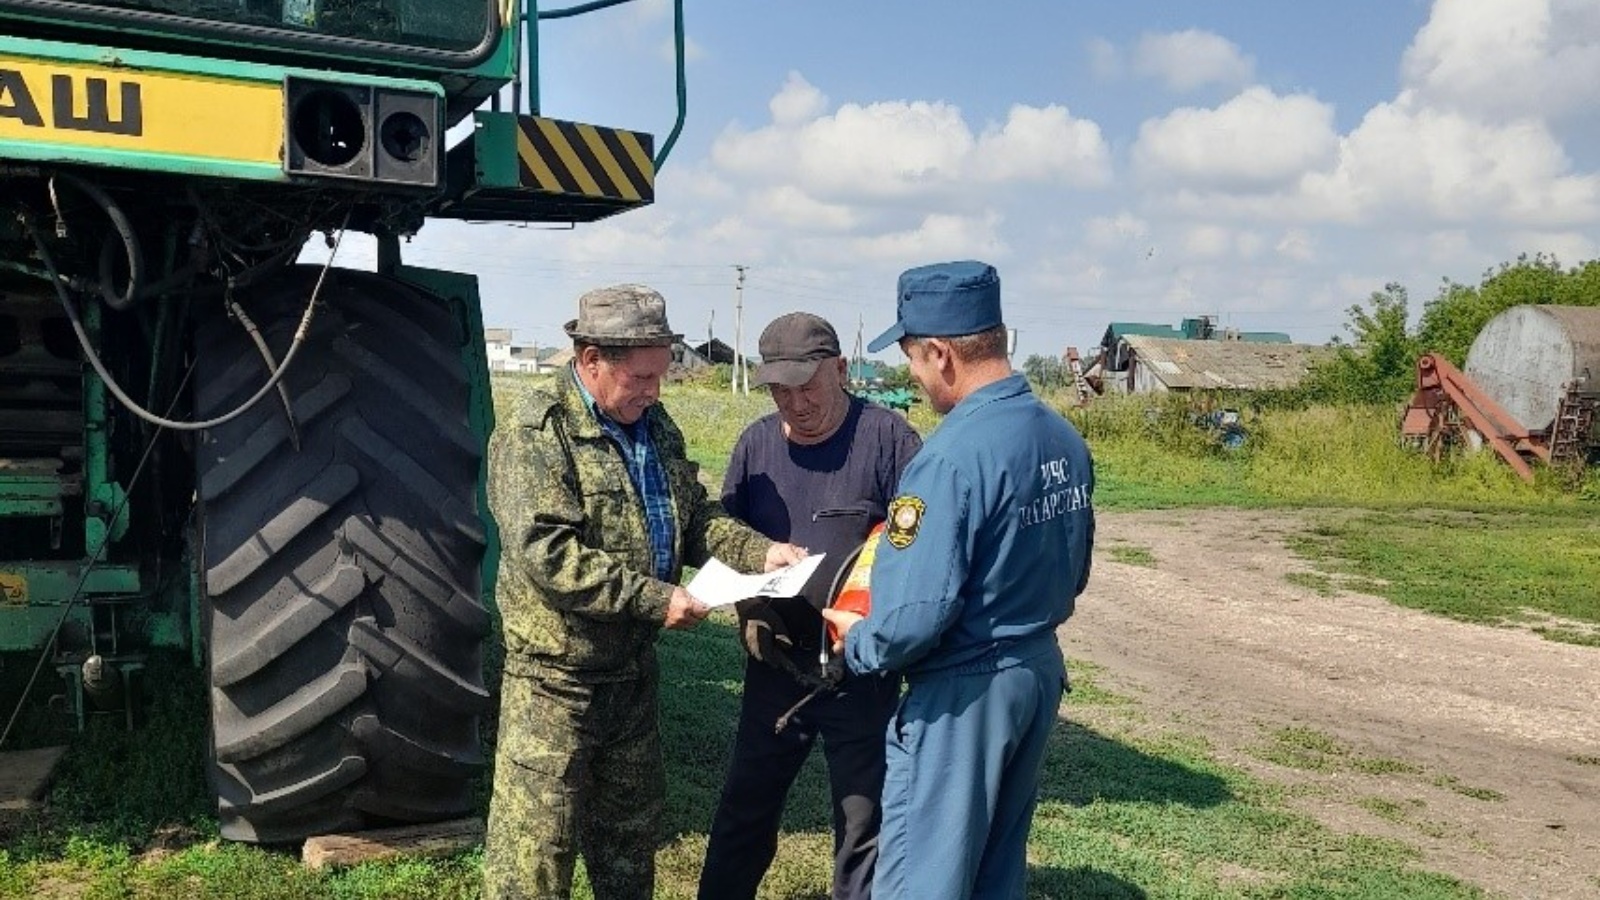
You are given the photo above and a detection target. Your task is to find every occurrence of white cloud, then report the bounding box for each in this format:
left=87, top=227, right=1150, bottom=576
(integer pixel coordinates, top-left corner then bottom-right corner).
left=1275, top=229, right=1316, bottom=262
left=659, top=163, right=740, bottom=205
left=1302, top=98, right=1600, bottom=226
left=749, top=185, right=856, bottom=231
left=1502, top=229, right=1597, bottom=265
left=1182, top=224, right=1235, bottom=259
left=1420, top=229, right=1476, bottom=267
left=712, top=98, right=972, bottom=200
left=1132, top=29, right=1255, bottom=92
left=1235, top=230, right=1266, bottom=259
left=1084, top=213, right=1151, bottom=251
left=769, top=72, right=829, bottom=126
left=712, top=77, right=1113, bottom=200
left=849, top=212, right=1008, bottom=264
left=1132, top=88, right=1339, bottom=191
left=1402, top=0, right=1600, bottom=121
left=971, top=105, right=1114, bottom=188
left=793, top=100, right=974, bottom=199
left=1176, top=225, right=1265, bottom=261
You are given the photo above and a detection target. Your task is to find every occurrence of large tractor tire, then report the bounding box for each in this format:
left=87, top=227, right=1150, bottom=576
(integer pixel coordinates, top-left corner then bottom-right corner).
left=193, top=265, right=491, bottom=843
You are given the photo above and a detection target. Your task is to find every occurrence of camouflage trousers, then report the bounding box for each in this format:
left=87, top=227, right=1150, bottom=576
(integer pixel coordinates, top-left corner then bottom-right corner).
left=484, top=669, right=666, bottom=900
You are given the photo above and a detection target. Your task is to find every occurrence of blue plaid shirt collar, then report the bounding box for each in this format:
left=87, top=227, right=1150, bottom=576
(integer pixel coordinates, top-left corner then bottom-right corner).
left=572, top=365, right=677, bottom=580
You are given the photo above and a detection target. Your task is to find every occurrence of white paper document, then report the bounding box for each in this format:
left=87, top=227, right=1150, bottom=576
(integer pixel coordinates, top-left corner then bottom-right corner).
left=685, top=553, right=827, bottom=609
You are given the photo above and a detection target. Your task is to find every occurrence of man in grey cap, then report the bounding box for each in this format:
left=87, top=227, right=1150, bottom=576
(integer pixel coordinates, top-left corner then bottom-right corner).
left=823, top=261, right=1095, bottom=900
left=485, top=285, right=806, bottom=900
left=700, top=312, right=922, bottom=900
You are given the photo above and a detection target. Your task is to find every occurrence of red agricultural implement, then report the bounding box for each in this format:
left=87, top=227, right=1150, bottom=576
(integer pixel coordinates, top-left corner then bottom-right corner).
left=1401, top=353, right=1597, bottom=483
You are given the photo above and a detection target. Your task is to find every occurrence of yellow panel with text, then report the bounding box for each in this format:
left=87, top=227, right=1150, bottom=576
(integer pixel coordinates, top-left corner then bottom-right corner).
left=0, top=54, right=282, bottom=164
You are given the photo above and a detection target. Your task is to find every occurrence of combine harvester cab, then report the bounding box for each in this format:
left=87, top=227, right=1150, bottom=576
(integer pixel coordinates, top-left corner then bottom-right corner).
left=0, top=0, right=678, bottom=843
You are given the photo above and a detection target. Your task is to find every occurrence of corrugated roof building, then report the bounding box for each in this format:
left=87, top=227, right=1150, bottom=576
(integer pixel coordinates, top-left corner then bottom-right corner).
left=1097, top=316, right=1292, bottom=372
left=1111, top=335, right=1333, bottom=393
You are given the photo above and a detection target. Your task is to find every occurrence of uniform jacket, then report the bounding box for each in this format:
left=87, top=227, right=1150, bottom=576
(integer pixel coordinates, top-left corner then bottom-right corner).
left=844, top=373, right=1094, bottom=678
left=490, top=367, right=770, bottom=681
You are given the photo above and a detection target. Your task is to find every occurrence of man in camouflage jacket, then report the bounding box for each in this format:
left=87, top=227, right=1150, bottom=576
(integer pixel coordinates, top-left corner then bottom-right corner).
left=484, top=284, right=802, bottom=900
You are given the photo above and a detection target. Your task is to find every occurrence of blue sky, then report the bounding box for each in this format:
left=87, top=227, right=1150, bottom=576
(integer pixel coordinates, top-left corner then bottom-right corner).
left=321, top=0, right=1600, bottom=364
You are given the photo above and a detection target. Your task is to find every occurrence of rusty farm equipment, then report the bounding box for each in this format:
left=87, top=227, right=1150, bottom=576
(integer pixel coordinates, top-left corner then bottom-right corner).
left=1400, top=353, right=1598, bottom=483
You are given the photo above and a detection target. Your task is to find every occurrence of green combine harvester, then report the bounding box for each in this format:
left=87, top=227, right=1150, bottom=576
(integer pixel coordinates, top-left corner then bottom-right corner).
left=0, top=0, right=678, bottom=843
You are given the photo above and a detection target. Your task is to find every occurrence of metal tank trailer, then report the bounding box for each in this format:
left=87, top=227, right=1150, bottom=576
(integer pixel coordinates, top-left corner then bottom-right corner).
left=1403, top=305, right=1600, bottom=481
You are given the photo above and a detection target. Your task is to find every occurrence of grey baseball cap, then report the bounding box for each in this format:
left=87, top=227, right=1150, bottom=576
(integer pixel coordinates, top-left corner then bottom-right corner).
left=754, top=312, right=841, bottom=386
left=563, top=284, right=683, bottom=347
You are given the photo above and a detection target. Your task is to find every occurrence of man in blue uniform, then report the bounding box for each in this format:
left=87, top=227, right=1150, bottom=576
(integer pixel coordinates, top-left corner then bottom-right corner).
left=822, top=261, right=1095, bottom=900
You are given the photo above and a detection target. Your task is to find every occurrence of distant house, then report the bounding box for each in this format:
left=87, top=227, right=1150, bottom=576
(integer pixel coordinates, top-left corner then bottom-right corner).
left=693, top=338, right=738, bottom=365
left=1096, top=316, right=1291, bottom=374
left=543, top=347, right=575, bottom=370
left=1105, top=335, right=1332, bottom=394
left=490, top=330, right=715, bottom=380
left=485, top=328, right=545, bottom=373
left=672, top=342, right=710, bottom=373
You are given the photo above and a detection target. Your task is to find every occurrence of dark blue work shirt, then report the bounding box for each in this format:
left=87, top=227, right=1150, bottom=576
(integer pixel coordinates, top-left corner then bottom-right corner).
left=844, top=373, right=1095, bottom=677
left=723, top=396, right=922, bottom=644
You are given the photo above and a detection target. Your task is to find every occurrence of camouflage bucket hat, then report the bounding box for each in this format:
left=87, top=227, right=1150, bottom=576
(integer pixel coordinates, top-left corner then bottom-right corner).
left=564, top=284, right=683, bottom=347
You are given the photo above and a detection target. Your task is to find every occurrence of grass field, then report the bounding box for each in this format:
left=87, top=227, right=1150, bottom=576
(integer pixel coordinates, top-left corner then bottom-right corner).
left=0, top=639, right=1484, bottom=899
left=2, top=377, right=1592, bottom=897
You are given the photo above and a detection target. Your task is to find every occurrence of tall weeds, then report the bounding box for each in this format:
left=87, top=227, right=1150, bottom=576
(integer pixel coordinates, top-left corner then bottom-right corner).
left=492, top=377, right=1595, bottom=510
left=1054, top=392, right=1591, bottom=510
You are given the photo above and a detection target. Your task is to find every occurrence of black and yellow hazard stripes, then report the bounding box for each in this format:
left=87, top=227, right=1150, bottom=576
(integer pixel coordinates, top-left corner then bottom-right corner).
left=514, top=116, right=654, bottom=206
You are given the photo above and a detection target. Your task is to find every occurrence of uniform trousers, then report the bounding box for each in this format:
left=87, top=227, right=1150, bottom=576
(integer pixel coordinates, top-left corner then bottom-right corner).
left=875, top=646, right=1066, bottom=900
left=484, top=670, right=664, bottom=900
left=699, top=656, right=900, bottom=900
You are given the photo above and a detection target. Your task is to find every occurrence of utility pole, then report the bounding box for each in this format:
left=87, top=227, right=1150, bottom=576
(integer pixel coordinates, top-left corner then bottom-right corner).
left=732, top=264, right=748, bottom=396
left=852, top=313, right=864, bottom=385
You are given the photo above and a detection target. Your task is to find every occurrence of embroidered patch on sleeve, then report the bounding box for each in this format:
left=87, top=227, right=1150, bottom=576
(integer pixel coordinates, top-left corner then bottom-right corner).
left=885, top=495, right=925, bottom=549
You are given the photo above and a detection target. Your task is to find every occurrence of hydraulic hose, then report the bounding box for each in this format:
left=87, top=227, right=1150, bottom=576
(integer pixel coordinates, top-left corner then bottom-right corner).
left=21, top=210, right=343, bottom=432
left=52, top=172, right=145, bottom=311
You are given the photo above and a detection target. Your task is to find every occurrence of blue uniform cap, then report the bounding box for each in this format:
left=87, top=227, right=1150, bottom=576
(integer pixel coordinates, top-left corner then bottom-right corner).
left=867, top=260, right=1003, bottom=353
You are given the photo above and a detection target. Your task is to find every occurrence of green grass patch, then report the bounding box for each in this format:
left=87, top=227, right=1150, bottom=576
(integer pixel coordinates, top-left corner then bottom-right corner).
left=1287, top=508, right=1600, bottom=642
left=1284, top=571, right=1337, bottom=596
left=1530, top=626, right=1600, bottom=647
left=1357, top=797, right=1453, bottom=841
left=1063, top=660, right=1134, bottom=708
left=1429, top=776, right=1505, bottom=803
left=1359, top=796, right=1414, bottom=823
left=1250, top=727, right=1417, bottom=778
left=1252, top=726, right=1351, bottom=772
left=1351, top=756, right=1425, bottom=777
left=1106, top=543, right=1158, bottom=568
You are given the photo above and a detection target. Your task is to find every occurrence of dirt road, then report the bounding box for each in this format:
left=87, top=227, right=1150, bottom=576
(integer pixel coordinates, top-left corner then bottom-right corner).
left=1062, top=509, right=1600, bottom=900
